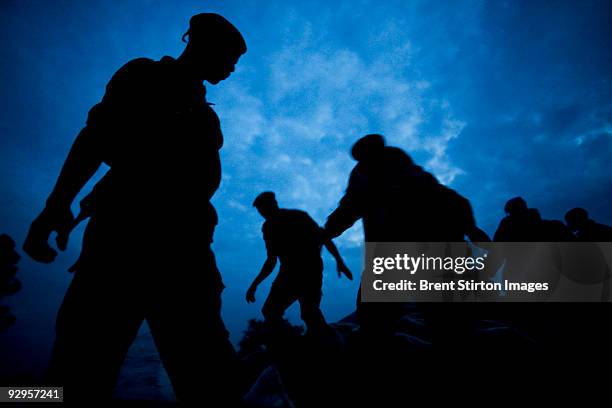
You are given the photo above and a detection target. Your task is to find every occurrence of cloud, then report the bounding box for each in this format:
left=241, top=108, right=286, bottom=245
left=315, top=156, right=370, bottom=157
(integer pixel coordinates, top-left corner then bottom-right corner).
left=212, top=17, right=469, bottom=248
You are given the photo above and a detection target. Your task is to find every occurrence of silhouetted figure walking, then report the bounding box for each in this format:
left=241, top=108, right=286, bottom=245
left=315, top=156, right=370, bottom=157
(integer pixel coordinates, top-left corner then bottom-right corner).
left=22, top=13, right=246, bottom=403
left=246, top=192, right=352, bottom=335
left=324, top=134, right=489, bottom=342
left=565, top=207, right=612, bottom=241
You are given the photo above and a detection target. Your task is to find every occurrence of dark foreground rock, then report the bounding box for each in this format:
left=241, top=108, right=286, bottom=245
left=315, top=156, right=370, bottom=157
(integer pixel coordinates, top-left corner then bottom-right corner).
left=240, top=303, right=611, bottom=407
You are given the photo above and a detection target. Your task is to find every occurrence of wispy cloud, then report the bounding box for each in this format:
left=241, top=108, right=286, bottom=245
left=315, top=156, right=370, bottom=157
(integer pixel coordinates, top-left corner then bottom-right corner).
left=213, top=18, right=468, bottom=247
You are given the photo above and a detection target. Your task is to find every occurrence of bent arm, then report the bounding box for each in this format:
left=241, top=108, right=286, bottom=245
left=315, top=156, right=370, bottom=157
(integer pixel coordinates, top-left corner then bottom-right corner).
left=23, top=126, right=103, bottom=262
left=324, top=194, right=362, bottom=239
left=324, top=167, right=367, bottom=239
left=246, top=254, right=277, bottom=302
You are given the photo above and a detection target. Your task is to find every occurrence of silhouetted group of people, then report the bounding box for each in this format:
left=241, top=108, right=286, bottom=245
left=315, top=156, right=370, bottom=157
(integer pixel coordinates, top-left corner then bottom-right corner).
left=14, top=12, right=611, bottom=404
left=494, top=196, right=611, bottom=242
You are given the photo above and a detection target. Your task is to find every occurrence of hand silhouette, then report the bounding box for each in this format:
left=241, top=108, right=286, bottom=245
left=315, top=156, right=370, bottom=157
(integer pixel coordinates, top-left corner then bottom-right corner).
left=23, top=206, right=74, bottom=263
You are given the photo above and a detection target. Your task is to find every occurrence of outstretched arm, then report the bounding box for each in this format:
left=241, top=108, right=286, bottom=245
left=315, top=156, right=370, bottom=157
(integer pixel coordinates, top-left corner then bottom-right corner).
left=246, top=255, right=277, bottom=303
left=324, top=238, right=353, bottom=280
left=324, top=195, right=362, bottom=240
left=23, top=126, right=103, bottom=263
left=324, top=166, right=366, bottom=239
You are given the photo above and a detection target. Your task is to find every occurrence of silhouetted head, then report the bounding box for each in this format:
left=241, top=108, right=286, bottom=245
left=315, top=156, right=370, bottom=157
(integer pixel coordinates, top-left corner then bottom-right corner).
left=351, top=134, right=386, bottom=162
left=565, top=207, right=589, bottom=231
left=504, top=196, right=528, bottom=216
left=179, top=13, right=247, bottom=84
left=253, top=191, right=279, bottom=220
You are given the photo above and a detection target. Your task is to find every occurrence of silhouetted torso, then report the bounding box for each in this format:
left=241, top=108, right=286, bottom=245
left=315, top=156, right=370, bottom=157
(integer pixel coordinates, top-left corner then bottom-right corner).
left=87, top=57, right=220, bottom=218
left=325, top=145, right=483, bottom=344
left=263, top=209, right=323, bottom=283
left=76, top=56, right=223, bottom=279
left=327, top=146, right=476, bottom=242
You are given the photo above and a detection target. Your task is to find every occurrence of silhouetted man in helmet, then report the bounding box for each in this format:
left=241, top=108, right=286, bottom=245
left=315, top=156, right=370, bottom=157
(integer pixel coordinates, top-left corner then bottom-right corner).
left=22, top=13, right=246, bottom=403
left=246, top=192, right=353, bottom=335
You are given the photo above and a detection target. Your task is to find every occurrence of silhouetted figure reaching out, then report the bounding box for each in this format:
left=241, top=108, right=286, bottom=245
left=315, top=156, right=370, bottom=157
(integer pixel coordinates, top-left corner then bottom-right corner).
left=22, top=13, right=246, bottom=403
left=325, top=134, right=489, bottom=243
left=565, top=207, right=612, bottom=241
left=324, top=134, right=490, bottom=343
left=246, top=192, right=353, bottom=335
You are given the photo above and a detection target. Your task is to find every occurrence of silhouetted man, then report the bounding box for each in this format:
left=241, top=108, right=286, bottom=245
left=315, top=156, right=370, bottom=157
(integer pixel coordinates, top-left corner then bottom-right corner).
left=22, top=13, right=246, bottom=403
left=323, top=134, right=489, bottom=342
left=565, top=207, right=612, bottom=241
left=246, top=192, right=353, bottom=334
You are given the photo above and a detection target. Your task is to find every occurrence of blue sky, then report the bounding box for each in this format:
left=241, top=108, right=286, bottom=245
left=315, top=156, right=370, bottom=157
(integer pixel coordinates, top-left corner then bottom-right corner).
left=1, top=0, right=611, bottom=375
